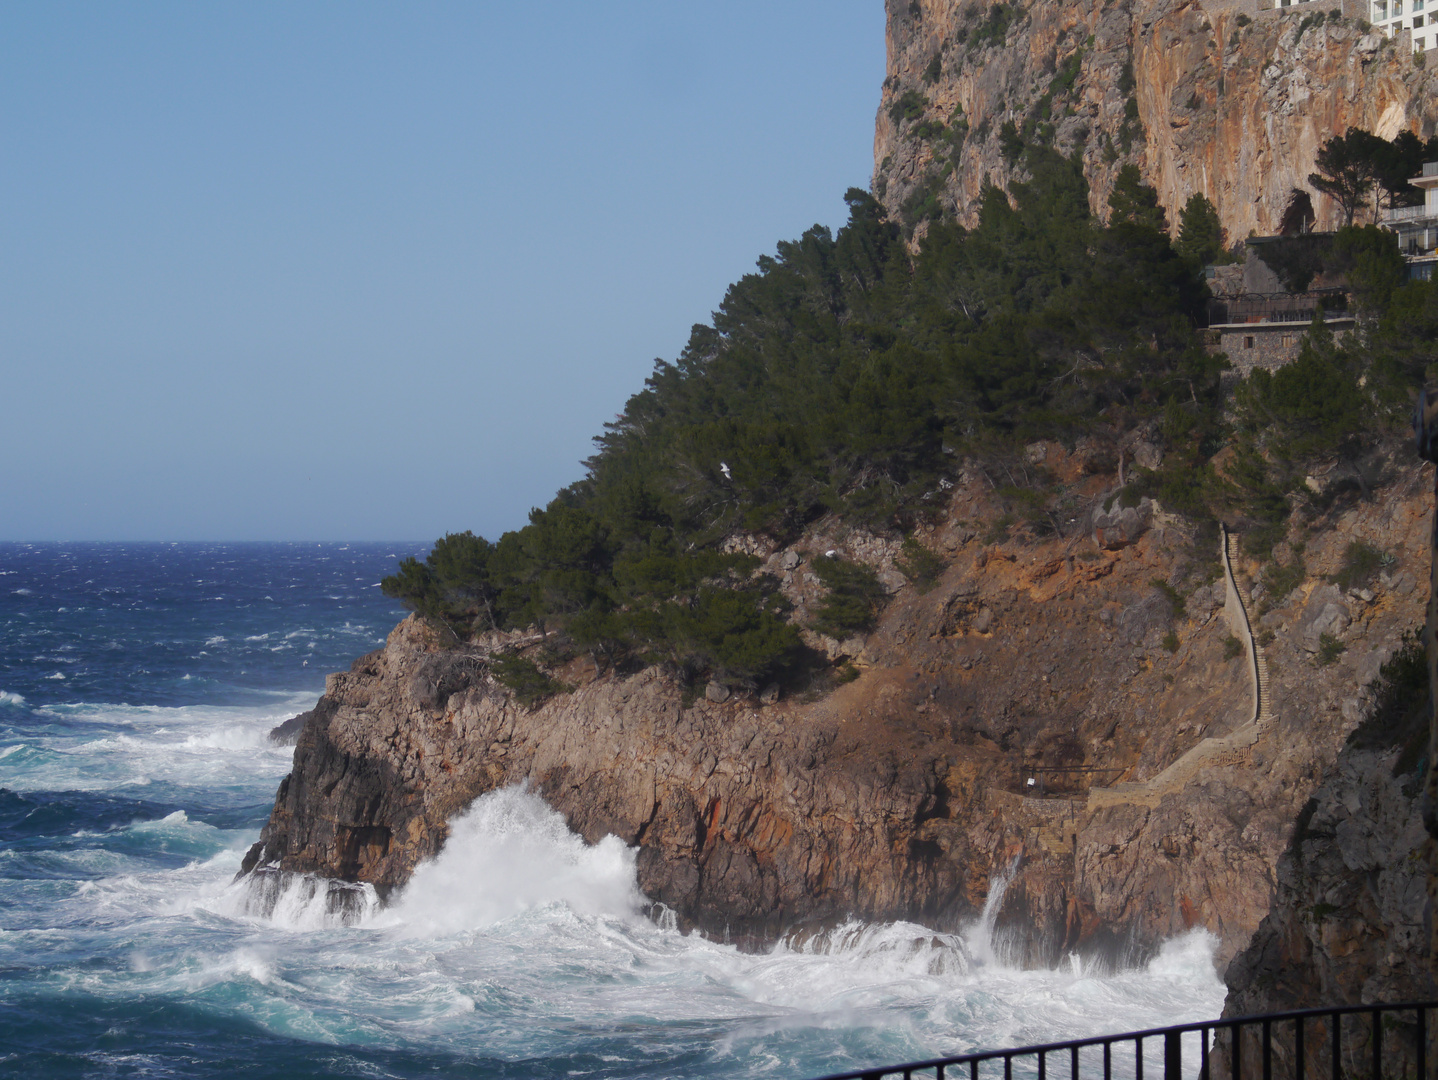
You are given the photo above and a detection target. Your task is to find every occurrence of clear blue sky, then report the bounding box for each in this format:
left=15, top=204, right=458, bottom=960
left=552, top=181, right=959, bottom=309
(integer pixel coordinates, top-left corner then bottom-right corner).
left=1, top=2, right=884, bottom=541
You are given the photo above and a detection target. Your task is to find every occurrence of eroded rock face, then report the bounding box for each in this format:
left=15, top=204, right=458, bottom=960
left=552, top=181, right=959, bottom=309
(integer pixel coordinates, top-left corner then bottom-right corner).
left=244, top=451, right=1431, bottom=968
left=1219, top=734, right=1435, bottom=1063
left=1092, top=497, right=1153, bottom=549
left=875, top=0, right=1437, bottom=238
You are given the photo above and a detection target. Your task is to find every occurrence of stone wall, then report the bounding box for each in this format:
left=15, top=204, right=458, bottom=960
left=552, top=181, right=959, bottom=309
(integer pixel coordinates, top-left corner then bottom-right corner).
left=1220, top=525, right=1263, bottom=723
left=1219, top=324, right=1311, bottom=373
left=1216, top=320, right=1354, bottom=375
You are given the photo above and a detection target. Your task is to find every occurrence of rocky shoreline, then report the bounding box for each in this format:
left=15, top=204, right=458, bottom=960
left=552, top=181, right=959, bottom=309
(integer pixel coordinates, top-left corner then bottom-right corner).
left=242, top=451, right=1431, bottom=973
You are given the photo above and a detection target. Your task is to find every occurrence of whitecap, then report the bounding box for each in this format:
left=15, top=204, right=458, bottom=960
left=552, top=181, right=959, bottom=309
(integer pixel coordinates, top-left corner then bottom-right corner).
left=0, top=690, right=26, bottom=707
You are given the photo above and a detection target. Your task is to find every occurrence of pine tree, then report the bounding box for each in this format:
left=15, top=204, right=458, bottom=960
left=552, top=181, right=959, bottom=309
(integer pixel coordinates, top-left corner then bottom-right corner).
left=1308, top=128, right=1386, bottom=227
left=1107, top=164, right=1168, bottom=232
left=1175, top=192, right=1226, bottom=265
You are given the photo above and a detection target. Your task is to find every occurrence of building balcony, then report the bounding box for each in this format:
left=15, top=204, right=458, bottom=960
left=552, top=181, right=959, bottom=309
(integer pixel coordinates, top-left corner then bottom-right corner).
left=1205, top=289, right=1350, bottom=329
left=1381, top=203, right=1434, bottom=223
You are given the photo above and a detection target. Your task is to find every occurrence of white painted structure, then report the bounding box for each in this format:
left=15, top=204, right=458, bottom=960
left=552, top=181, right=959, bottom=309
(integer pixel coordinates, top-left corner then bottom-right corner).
left=1379, top=161, right=1438, bottom=280
left=1370, top=0, right=1428, bottom=50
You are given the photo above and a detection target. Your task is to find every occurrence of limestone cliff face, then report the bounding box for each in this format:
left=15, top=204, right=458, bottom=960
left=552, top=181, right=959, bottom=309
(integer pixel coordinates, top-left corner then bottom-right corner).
left=875, top=0, right=1438, bottom=238
left=244, top=451, right=1430, bottom=969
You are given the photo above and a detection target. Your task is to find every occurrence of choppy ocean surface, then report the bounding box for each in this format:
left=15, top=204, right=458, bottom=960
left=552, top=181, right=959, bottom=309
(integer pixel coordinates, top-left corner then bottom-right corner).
left=0, top=542, right=1225, bottom=1079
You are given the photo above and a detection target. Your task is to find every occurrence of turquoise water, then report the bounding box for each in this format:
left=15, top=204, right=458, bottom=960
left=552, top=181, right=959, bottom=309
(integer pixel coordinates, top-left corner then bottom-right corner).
left=0, top=543, right=1224, bottom=1078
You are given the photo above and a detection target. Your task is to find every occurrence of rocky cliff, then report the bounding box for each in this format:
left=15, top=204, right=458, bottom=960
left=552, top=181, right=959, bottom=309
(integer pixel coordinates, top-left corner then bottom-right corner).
left=1208, top=435, right=1438, bottom=1068
left=875, top=0, right=1438, bottom=238
left=1223, top=717, right=1434, bottom=1010
left=244, top=447, right=1431, bottom=969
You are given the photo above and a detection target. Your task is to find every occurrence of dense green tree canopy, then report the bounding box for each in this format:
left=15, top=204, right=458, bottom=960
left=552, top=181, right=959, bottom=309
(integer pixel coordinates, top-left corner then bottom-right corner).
left=385, top=142, right=1430, bottom=689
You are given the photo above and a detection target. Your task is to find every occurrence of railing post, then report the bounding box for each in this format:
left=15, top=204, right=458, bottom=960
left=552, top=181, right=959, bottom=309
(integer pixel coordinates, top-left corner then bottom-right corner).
left=1331, top=1012, right=1340, bottom=1080
left=1071, top=1044, right=1079, bottom=1080
left=1136, top=1035, right=1143, bottom=1080
left=1419, top=1006, right=1427, bottom=1080
left=1370, top=1009, right=1380, bottom=1080
left=1294, top=1015, right=1304, bottom=1080
left=1234, top=1021, right=1242, bottom=1080
left=1263, top=1018, right=1272, bottom=1080
left=1103, top=1041, right=1111, bottom=1080
left=1038, top=1051, right=1046, bottom=1080
left=1164, top=1030, right=1181, bottom=1080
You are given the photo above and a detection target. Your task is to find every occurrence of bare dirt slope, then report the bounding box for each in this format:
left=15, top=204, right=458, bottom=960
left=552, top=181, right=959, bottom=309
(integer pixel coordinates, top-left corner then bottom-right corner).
left=245, top=450, right=1430, bottom=969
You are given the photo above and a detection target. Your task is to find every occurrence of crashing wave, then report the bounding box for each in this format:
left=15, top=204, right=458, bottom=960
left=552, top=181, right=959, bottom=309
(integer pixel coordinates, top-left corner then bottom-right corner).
left=230, top=867, right=381, bottom=929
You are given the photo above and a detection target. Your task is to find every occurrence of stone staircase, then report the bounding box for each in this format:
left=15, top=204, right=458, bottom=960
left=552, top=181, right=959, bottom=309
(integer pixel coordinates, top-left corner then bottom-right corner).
left=1086, top=720, right=1259, bottom=810
left=1080, top=525, right=1273, bottom=814
left=1222, top=526, right=1273, bottom=724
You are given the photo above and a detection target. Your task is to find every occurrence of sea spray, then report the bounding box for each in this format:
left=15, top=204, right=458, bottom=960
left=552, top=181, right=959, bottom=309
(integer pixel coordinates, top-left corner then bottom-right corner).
left=0, top=544, right=1228, bottom=1079
left=967, top=851, right=1021, bottom=967
left=780, top=921, right=972, bottom=978
left=376, top=785, right=644, bottom=935
left=231, top=869, right=381, bottom=929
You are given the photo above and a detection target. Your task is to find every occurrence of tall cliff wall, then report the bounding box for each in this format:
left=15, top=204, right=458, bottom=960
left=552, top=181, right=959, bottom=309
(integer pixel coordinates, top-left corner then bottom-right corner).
left=875, top=0, right=1438, bottom=238
left=245, top=450, right=1430, bottom=970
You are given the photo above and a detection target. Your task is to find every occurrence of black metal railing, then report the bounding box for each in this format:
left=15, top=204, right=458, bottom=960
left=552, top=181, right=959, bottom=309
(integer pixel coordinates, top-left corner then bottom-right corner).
left=1205, top=289, right=1349, bottom=328
left=1017, top=764, right=1128, bottom=797
left=808, top=1001, right=1438, bottom=1080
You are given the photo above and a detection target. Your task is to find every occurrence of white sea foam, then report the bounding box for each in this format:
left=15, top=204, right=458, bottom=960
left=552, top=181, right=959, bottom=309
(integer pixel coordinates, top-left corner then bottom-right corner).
left=376, top=786, right=643, bottom=936
left=0, top=690, right=26, bottom=706
left=0, top=695, right=310, bottom=794
left=0, top=761, right=1228, bottom=1079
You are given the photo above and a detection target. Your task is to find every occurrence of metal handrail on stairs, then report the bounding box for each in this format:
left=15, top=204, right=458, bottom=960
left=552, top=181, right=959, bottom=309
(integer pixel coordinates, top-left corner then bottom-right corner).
left=807, top=1000, right=1438, bottom=1080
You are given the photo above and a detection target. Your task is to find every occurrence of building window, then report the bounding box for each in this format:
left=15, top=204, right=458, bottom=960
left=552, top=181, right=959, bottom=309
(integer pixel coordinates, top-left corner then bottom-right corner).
left=1415, top=15, right=1425, bottom=26
left=1244, top=336, right=1255, bottom=349
left=1282, top=334, right=1296, bottom=347
left=1397, top=1, right=1404, bottom=14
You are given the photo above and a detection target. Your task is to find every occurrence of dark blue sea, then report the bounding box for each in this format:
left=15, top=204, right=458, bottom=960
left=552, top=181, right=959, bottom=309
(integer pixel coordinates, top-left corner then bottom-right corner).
left=0, top=543, right=1221, bottom=1079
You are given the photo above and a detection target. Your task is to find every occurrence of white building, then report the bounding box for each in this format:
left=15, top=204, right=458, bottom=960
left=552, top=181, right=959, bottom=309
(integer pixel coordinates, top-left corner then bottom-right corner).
left=1370, top=0, right=1428, bottom=50
left=1379, top=161, right=1438, bottom=279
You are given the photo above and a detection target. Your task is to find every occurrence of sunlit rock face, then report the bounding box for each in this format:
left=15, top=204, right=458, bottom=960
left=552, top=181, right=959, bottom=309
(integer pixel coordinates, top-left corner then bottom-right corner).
left=874, top=0, right=1437, bottom=240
